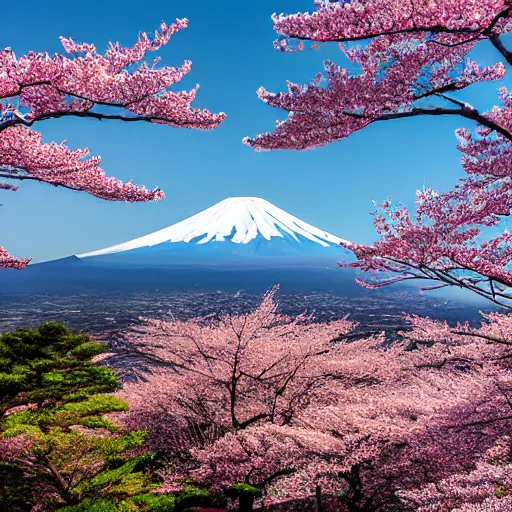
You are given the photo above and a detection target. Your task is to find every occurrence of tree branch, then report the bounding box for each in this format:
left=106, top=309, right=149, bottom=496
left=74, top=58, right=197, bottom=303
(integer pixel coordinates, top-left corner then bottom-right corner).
left=238, top=413, right=270, bottom=430
left=0, top=109, right=219, bottom=133
left=451, top=414, right=512, bottom=429
left=258, top=467, right=296, bottom=487
left=345, top=106, right=512, bottom=142
left=0, top=81, right=52, bottom=101
left=451, top=330, right=512, bottom=347
left=490, top=34, right=512, bottom=65
left=0, top=172, right=84, bottom=192
left=363, top=256, right=512, bottom=309
left=278, top=8, right=511, bottom=44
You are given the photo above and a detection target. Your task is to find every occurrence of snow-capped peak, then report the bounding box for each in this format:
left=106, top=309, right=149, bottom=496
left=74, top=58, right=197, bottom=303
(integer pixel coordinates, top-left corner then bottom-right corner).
left=78, top=197, right=348, bottom=258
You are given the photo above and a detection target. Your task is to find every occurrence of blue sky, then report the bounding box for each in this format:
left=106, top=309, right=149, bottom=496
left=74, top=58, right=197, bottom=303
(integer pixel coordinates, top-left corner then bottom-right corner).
left=2, top=0, right=509, bottom=263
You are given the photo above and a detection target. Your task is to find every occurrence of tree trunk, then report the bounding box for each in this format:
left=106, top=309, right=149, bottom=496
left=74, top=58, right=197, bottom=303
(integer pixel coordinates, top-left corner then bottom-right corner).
left=45, top=458, right=78, bottom=505
left=315, top=485, right=324, bottom=512
left=238, top=493, right=254, bottom=512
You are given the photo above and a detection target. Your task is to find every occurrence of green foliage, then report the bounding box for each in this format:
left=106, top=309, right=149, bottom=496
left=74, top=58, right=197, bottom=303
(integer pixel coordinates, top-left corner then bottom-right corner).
left=58, top=485, right=227, bottom=512
left=226, top=482, right=262, bottom=497
left=65, top=453, right=158, bottom=507
left=62, top=395, right=128, bottom=415
left=126, top=493, right=177, bottom=511
left=496, top=485, right=509, bottom=498
left=175, top=485, right=227, bottom=511
left=61, top=493, right=178, bottom=512
left=2, top=394, right=129, bottom=435
left=0, top=461, right=34, bottom=511
left=60, top=498, right=118, bottom=512
left=70, top=342, right=106, bottom=361
left=0, top=323, right=167, bottom=511
left=0, top=322, right=118, bottom=413
left=1, top=422, right=43, bottom=438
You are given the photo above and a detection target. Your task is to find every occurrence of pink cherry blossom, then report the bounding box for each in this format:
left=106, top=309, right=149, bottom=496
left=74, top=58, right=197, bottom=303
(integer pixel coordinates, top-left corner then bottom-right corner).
left=0, top=246, right=31, bottom=269
left=245, top=31, right=509, bottom=151
left=272, top=1, right=511, bottom=45
left=339, top=88, right=512, bottom=305
left=111, top=287, right=512, bottom=509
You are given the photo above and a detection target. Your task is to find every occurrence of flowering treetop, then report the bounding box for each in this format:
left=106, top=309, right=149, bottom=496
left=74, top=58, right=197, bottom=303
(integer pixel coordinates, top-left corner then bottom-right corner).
left=244, top=24, right=509, bottom=151
left=0, top=20, right=225, bottom=131
left=272, top=1, right=512, bottom=45
left=0, top=20, right=226, bottom=269
left=112, top=287, right=512, bottom=509
left=121, top=286, right=355, bottom=436
left=341, top=87, right=512, bottom=305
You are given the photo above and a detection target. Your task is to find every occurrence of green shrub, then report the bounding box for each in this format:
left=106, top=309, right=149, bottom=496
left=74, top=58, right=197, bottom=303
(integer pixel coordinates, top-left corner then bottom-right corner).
left=127, top=493, right=177, bottom=511
left=227, top=482, right=262, bottom=496
left=61, top=395, right=128, bottom=415
left=70, top=342, right=105, bottom=360
left=175, top=485, right=226, bottom=511
left=60, top=498, right=118, bottom=512
left=0, top=461, right=34, bottom=511
left=0, top=323, right=162, bottom=511
left=0, top=323, right=119, bottom=414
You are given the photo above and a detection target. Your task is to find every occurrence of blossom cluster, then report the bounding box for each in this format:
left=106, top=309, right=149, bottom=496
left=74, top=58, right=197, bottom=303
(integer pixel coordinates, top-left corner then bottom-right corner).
left=339, top=87, right=512, bottom=303
left=0, top=246, right=31, bottom=269
left=246, top=1, right=512, bottom=305
left=272, top=1, right=511, bottom=43
left=245, top=29, right=507, bottom=150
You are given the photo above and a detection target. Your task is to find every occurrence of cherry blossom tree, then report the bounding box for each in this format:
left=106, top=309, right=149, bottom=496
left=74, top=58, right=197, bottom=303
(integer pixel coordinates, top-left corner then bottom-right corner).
left=111, top=287, right=512, bottom=510
left=118, top=286, right=355, bottom=451
left=398, top=436, right=512, bottom=511
left=390, top=312, right=512, bottom=511
left=0, top=19, right=226, bottom=269
left=245, top=1, right=512, bottom=305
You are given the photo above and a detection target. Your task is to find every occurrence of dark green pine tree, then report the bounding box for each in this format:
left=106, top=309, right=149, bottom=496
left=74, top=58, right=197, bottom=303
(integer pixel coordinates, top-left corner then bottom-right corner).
left=0, top=323, right=151, bottom=511
left=0, top=322, right=118, bottom=415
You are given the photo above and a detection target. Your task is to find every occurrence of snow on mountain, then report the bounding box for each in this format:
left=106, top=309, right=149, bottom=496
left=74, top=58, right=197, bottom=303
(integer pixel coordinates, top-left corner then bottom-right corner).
left=77, top=197, right=349, bottom=259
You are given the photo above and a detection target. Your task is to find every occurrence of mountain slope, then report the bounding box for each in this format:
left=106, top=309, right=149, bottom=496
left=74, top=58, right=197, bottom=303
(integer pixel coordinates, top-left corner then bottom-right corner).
left=77, top=197, right=352, bottom=267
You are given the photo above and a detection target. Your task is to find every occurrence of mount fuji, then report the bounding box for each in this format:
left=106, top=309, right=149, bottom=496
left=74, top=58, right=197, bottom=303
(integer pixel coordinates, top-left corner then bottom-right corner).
left=76, top=197, right=352, bottom=267
left=0, top=197, right=363, bottom=293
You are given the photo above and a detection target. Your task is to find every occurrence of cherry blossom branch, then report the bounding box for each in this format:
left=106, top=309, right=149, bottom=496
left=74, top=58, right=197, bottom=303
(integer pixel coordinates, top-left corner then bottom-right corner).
left=0, top=80, right=52, bottom=100
left=0, top=172, right=94, bottom=193
left=346, top=106, right=512, bottom=142
left=412, top=269, right=512, bottom=308
left=251, top=3, right=512, bottom=306
left=451, top=330, right=512, bottom=346
left=0, top=109, right=221, bottom=132
left=349, top=253, right=512, bottom=308
left=0, top=22, right=226, bottom=268
left=490, top=34, right=512, bottom=64
left=272, top=5, right=512, bottom=43
left=0, top=246, right=31, bottom=269
left=451, top=414, right=512, bottom=428
left=238, top=413, right=270, bottom=430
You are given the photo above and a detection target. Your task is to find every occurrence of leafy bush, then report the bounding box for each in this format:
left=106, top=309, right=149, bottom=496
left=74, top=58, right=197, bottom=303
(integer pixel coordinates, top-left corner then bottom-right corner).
left=0, top=322, right=118, bottom=414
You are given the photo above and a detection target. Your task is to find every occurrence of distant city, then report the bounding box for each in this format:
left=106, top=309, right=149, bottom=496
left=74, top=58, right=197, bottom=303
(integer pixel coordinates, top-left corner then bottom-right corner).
left=0, top=288, right=492, bottom=335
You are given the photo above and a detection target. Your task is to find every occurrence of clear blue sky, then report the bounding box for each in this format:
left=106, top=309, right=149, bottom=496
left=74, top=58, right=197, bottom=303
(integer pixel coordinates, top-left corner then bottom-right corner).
left=2, top=0, right=509, bottom=263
